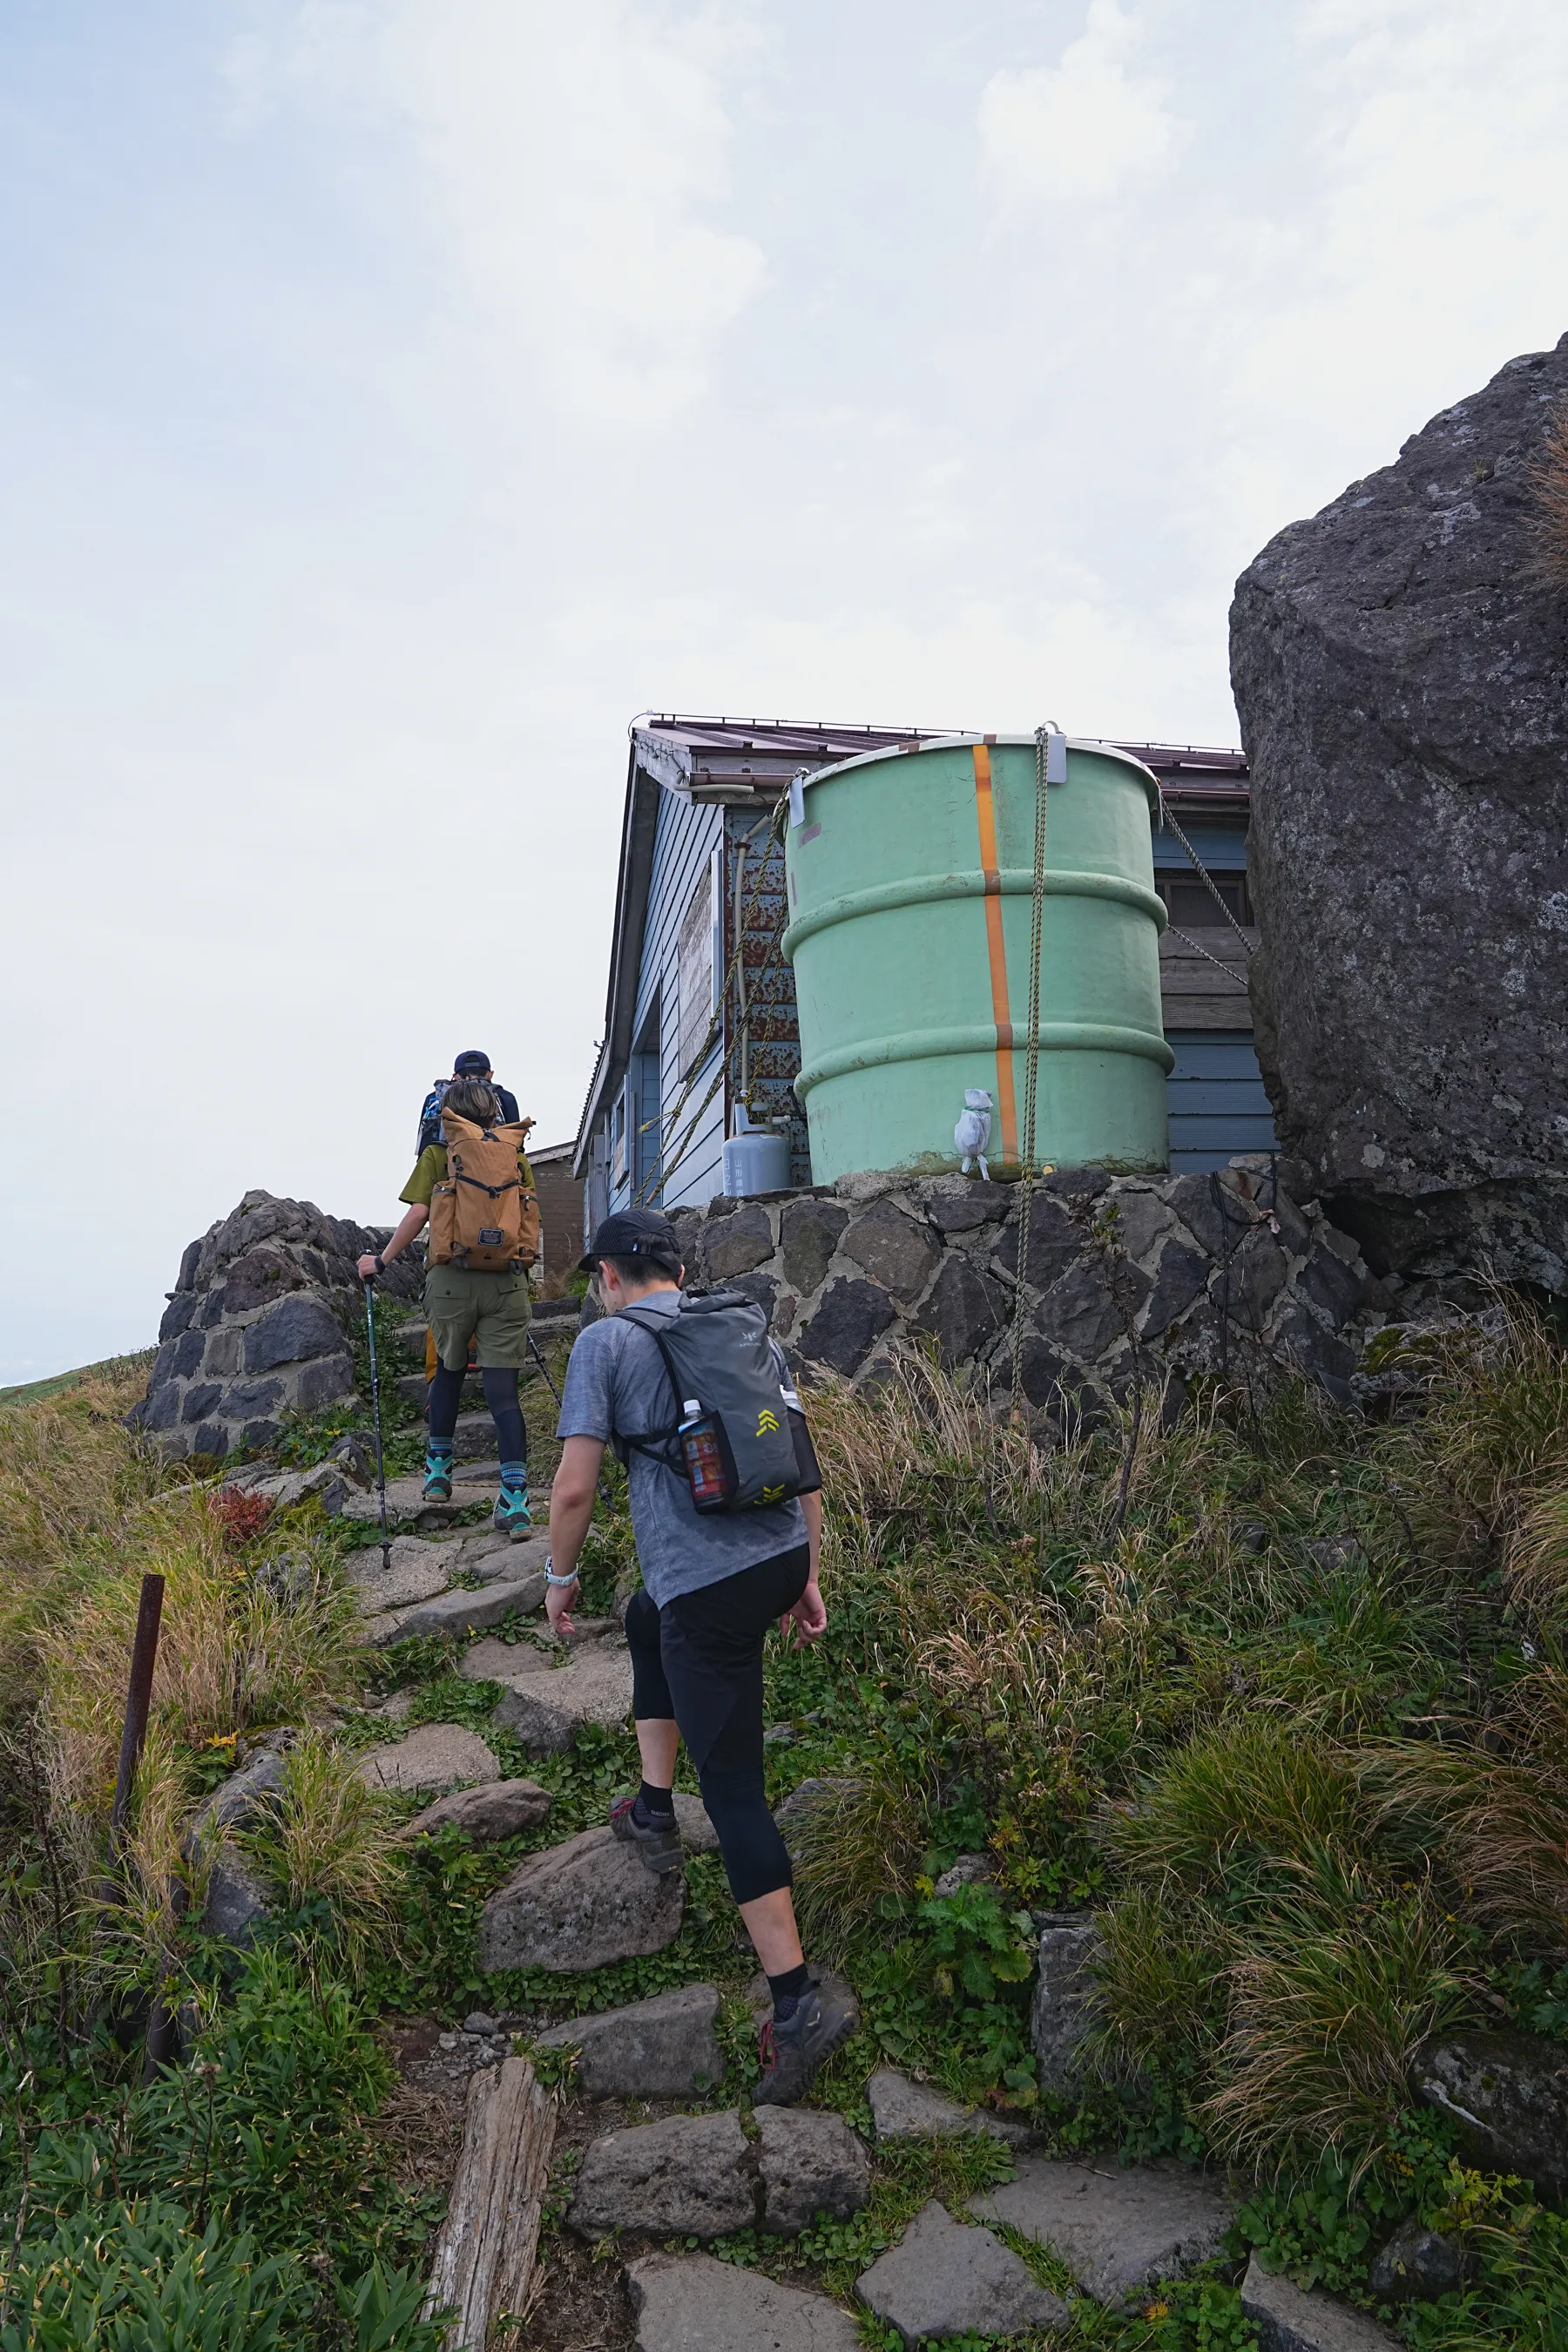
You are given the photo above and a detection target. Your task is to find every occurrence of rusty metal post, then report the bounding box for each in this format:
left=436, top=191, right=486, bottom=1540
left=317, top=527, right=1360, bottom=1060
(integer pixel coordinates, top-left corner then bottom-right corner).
left=107, top=1573, right=164, bottom=1869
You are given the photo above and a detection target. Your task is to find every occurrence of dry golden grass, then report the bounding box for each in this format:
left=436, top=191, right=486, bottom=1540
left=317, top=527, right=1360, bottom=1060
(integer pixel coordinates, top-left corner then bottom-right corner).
left=0, top=1366, right=163, bottom=1716
left=38, top=1496, right=362, bottom=1825
left=1504, top=1477, right=1568, bottom=1622
left=1201, top=1884, right=1477, bottom=2171
left=787, top=1757, right=940, bottom=1947
left=1532, top=394, right=1568, bottom=587
left=1362, top=1666, right=1568, bottom=1945
left=241, top=1730, right=399, bottom=1922
left=1389, top=1293, right=1568, bottom=1564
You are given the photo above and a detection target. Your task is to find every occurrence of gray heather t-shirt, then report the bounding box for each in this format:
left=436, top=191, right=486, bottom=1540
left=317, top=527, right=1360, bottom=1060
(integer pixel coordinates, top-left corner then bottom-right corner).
left=557, top=1288, right=807, bottom=1608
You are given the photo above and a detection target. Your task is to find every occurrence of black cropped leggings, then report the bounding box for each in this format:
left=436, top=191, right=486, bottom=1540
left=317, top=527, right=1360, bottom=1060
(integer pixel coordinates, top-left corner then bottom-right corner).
left=624, top=1544, right=810, bottom=1906
left=428, top=1363, right=525, bottom=1463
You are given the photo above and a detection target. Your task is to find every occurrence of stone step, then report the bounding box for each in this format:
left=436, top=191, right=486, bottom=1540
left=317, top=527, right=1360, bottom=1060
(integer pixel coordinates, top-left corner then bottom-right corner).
left=628, top=2254, right=858, bottom=2352
left=858, top=2199, right=1067, bottom=2346
left=968, top=2157, right=1233, bottom=2305
left=341, top=1477, right=550, bottom=1554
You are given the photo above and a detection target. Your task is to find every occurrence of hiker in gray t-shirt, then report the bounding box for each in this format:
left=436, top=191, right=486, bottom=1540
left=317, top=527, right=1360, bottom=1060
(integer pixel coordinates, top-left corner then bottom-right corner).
left=548, top=1206, right=855, bottom=2105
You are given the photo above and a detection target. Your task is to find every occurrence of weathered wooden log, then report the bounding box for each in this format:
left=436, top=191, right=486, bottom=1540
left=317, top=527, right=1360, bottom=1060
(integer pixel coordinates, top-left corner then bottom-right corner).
left=423, top=2055, right=556, bottom=2348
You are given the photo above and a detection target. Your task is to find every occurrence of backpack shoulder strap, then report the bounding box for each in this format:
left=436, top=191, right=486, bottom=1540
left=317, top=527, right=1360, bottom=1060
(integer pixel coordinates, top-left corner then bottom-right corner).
left=605, top=1304, right=685, bottom=1470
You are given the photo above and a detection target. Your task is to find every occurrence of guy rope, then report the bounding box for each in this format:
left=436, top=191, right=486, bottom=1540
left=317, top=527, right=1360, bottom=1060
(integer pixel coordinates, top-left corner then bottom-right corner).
left=1009, top=723, right=1059, bottom=1416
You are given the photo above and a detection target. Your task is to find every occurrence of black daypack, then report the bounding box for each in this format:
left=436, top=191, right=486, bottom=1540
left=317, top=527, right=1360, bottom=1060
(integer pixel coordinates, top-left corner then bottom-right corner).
left=416, top=1078, right=521, bottom=1157
left=616, top=1291, right=820, bottom=1514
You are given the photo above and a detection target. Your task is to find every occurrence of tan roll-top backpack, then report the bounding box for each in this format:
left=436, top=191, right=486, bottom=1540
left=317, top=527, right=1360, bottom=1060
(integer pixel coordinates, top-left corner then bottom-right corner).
left=428, top=1112, right=540, bottom=1273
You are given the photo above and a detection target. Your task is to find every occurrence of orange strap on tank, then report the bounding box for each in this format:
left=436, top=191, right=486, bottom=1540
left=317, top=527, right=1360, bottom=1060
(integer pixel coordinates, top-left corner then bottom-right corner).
left=971, top=740, right=1019, bottom=1165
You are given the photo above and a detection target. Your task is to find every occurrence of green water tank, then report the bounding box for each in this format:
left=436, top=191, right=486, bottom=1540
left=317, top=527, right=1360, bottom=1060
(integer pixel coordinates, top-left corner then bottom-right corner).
left=781, top=734, right=1172, bottom=1183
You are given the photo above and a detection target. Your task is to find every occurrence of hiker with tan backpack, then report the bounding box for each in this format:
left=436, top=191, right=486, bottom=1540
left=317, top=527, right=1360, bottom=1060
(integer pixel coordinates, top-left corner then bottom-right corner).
left=355, top=1073, right=541, bottom=1538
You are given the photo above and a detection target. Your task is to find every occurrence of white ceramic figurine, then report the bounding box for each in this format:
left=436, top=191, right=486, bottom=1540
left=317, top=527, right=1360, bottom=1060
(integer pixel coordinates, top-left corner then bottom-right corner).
left=955, top=1088, right=994, bottom=1180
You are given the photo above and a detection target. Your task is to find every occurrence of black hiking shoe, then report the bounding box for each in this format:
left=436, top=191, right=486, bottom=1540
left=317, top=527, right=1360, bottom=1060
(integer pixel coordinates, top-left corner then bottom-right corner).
left=609, top=1793, right=683, bottom=1876
left=754, top=1976, right=859, bottom=2105
left=421, top=1454, right=453, bottom=1504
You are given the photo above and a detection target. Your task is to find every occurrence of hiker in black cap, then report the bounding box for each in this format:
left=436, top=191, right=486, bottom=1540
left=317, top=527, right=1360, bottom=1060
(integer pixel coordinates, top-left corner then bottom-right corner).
left=546, top=1207, right=855, bottom=2105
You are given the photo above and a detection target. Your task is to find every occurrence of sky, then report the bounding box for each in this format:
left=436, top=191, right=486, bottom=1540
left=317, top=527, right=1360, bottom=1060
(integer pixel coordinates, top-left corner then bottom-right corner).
left=3, top=0, right=1567, bottom=1383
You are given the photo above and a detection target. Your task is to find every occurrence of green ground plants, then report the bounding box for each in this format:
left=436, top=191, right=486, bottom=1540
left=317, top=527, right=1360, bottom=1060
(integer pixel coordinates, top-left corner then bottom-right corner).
left=7, top=1298, right=1568, bottom=2349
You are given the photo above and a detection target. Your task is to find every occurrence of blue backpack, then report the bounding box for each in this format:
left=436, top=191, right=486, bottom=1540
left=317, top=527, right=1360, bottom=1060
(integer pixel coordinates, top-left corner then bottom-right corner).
left=416, top=1078, right=521, bottom=1157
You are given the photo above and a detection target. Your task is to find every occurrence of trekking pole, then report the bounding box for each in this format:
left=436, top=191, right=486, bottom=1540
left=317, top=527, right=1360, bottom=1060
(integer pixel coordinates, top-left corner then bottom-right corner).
left=360, top=1274, right=393, bottom=1572
left=526, top=1329, right=563, bottom=1411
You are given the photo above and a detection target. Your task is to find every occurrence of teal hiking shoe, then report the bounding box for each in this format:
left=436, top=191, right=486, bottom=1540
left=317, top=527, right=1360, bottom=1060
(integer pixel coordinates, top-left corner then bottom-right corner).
left=421, top=1452, right=453, bottom=1504
left=493, top=1481, right=531, bottom=1538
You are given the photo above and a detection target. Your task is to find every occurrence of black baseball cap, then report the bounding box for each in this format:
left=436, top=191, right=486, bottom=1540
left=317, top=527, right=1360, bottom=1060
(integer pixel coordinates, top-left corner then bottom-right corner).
left=453, top=1049, right=492, bottom=1076
left=580, top=1206, right=683, bottom=1275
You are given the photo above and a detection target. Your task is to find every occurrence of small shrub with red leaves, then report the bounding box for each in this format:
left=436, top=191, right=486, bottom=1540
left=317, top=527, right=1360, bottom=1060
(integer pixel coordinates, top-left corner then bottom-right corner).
left=213, top=1486, right=275, bottom=1551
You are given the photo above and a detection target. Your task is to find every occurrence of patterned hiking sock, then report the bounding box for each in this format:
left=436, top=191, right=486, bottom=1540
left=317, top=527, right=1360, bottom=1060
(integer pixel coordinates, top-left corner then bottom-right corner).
left=768, top=1961, right=812, bottom=2021
left=499, top=1461, right=528, bottom=1492
left=633, top=1781, right=675, bottom=1826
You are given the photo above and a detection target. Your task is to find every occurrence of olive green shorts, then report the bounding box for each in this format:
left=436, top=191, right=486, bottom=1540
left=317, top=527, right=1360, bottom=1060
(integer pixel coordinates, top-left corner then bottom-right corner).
left=424, top=1266, right=533, bottom=1372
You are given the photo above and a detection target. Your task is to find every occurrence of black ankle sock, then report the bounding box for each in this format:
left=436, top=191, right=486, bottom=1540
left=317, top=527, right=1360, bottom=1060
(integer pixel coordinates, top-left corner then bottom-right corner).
left=634, top=1781, right=674, bottom=1822
left=768, top=1961, right=811, bottom=2019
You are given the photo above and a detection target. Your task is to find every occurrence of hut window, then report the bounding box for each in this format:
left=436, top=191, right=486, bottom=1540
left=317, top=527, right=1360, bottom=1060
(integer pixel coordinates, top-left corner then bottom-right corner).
left=1156, top=872, right=1252, bottom=929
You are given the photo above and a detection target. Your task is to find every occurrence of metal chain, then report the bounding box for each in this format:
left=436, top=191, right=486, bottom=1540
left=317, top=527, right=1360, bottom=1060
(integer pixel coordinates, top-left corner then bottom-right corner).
left=1157, top=799, right=1255, bottom=956
left=1009, top=727, right=1051, bottom=1415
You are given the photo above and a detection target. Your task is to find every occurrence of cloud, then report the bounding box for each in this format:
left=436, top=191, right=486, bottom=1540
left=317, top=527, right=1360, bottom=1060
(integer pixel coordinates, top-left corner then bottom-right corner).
left=977, top=0, right=1185, bottom=214
left=238, top=0, right=768, bottom=427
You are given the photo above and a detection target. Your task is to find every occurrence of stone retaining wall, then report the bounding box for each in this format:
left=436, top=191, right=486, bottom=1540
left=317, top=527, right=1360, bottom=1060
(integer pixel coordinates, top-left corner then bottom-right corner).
left=660, top=1162, right=1382, bottom=1412
left=132, top=1190, right=422, bottom=1458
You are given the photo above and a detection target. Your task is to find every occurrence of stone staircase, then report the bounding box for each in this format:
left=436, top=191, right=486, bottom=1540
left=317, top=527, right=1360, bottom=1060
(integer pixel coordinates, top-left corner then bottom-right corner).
left=217, top=1440, right=1405, bottom=2352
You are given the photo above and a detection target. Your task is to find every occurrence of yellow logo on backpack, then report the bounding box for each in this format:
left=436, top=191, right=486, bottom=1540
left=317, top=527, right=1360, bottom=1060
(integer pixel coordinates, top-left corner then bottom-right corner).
left=428, top=1112, right=540, bottom=1274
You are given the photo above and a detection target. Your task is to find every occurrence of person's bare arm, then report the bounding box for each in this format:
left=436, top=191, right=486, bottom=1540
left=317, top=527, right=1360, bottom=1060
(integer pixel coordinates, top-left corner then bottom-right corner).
left=545, top=1435, right=605, bottom=1636
left=782, top=1488, right=826, bottom=1645
left=356, top=1202, right=428, bottom=1281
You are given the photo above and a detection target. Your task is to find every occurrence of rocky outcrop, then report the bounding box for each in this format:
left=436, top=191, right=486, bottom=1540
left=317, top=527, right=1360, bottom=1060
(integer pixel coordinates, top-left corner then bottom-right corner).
left=1030, top=1911, right=1103, bottom=2092
left=1231, top=335, right=1568, bottom=1293
left=1418, top=2029, right=1568, bottom=2197
left=663, top=1166, right=1378, bottom=1414
left=755, top=2107, right=869, bottom=2236
left=133, top=1191, right=422, bottom=1457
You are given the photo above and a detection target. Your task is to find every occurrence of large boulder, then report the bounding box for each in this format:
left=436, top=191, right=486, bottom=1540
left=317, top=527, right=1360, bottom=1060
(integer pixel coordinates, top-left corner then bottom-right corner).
left=133, top=1191, right=422, bottom=1457
left=1231, top=335, right=1568, bottom=1291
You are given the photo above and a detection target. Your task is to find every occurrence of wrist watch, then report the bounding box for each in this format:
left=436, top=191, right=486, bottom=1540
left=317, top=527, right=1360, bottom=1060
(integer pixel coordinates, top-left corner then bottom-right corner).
left=373, top=1253, right=386, bottom=1274
left=544, top=1554, right=578, bottom=1588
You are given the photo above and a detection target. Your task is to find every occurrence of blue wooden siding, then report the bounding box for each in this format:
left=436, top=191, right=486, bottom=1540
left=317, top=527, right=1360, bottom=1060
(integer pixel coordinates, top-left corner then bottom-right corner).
left=610, top=787, right=727, bottom=1213
left=1166, top=1031, right=1277, bottom=1172
left=1152, top=818, right=1247, bottom=872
